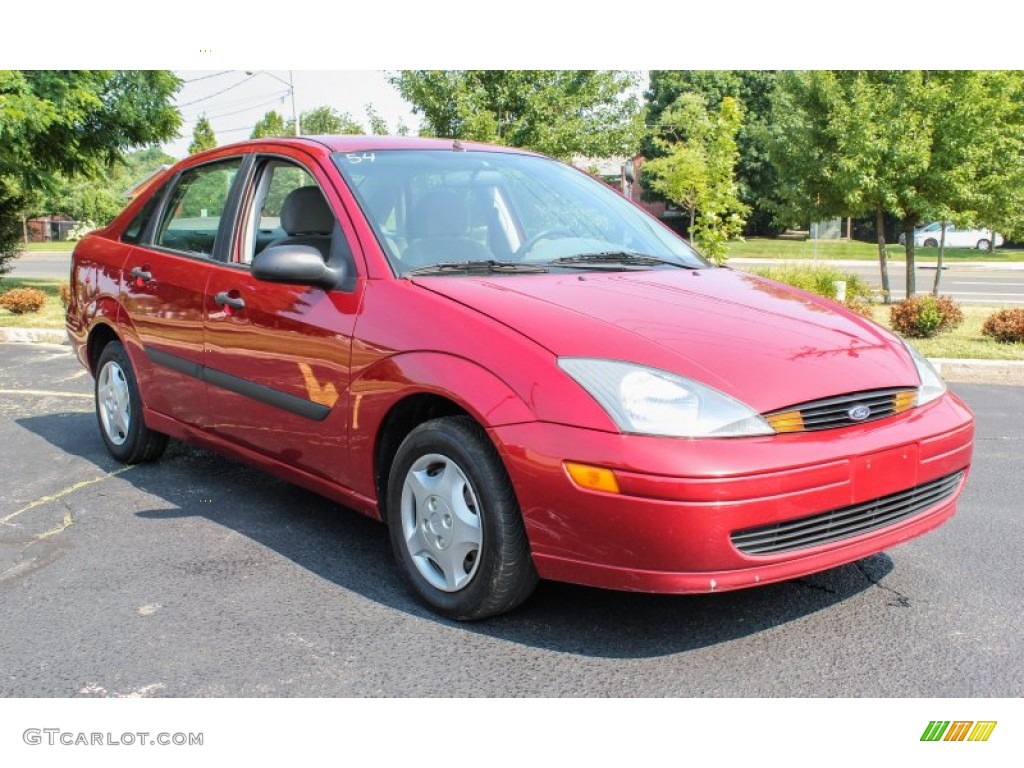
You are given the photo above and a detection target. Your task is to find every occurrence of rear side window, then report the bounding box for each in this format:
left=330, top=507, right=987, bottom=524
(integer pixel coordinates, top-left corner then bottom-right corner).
left=121, top=184, right=166, bottom=244
left=154, top=159, right=242, bottom=257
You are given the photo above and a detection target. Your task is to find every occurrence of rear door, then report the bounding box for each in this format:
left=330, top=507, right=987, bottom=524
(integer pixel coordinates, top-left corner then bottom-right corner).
left=122, top=156, right=245, bottom=427
left=203, top=150, right=364, bottom=485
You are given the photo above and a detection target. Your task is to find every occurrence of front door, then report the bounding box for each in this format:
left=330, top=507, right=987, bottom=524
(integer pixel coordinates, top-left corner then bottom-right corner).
left=203, top=153, right=363, bottom=486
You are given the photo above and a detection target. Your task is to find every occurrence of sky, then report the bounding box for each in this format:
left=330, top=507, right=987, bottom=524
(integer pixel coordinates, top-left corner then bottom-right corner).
left=167, top=70, right=421, bottom=158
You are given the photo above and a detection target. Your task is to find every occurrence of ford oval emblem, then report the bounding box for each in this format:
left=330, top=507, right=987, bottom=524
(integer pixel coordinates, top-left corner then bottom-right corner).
left=848, top=405, right=871, bottom=422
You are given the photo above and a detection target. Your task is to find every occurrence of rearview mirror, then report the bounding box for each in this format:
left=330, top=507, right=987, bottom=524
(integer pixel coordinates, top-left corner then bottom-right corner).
left=252, top=244, right=342, bottom=290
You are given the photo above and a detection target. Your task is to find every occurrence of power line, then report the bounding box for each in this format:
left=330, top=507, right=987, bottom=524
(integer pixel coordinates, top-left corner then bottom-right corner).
left=182, top=70, right=233, bottom=84
left=175, top=73, right=258, bottom=108
left=217, top=125, right=263, bottom=135
left=184, top=91, right=290, bottom=122
left=178, top=88, right=289, bottom=119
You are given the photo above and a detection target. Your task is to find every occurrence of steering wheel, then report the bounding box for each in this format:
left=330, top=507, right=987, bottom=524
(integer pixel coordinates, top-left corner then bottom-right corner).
left=514, top=228, right=575, bottom=259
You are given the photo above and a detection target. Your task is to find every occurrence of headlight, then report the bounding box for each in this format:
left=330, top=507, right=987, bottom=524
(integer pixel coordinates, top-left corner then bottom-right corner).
left=558, top=358, right=773, bottom=438
left=901, top=340, right=947, bottom=406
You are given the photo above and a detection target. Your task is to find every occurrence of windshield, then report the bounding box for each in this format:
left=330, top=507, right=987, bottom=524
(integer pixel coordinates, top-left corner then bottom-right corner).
left=333, top=149, right=707, bottom=275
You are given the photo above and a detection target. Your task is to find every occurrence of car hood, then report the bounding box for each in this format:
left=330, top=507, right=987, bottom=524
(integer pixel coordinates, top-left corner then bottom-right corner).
left=412, top=267, right=919, bottom=413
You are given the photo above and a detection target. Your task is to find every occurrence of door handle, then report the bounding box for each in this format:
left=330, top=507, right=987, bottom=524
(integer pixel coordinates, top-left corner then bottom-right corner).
left=129, top=266, right=153, bottom=283
left=214, top=291, right=246, bottom=311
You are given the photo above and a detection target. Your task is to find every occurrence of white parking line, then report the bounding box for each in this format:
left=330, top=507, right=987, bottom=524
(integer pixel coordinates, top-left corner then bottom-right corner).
left=0, top=466, right=135, bottom=526
left=0, top=389, right=92, bottom=399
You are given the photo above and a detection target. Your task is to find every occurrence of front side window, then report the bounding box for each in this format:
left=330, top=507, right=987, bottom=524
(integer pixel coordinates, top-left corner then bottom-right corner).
left=241, top=160, right=327, bottom=264
left=335, top=150, right=706, bottom=275
left=154, top=159, right=242, bottom=257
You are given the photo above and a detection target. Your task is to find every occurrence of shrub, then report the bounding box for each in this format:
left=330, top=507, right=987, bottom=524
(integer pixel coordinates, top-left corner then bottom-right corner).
left=981, top=308, right=1024, bottom=343
left=0, top=287, right=47, bottom=314
left=59, top=282, right=72, bottom=309
left=842, top=297, right=875, bottom=318
left=889, top=295, right=964, bottom=338
left=750, top=263, right=875, bottom=305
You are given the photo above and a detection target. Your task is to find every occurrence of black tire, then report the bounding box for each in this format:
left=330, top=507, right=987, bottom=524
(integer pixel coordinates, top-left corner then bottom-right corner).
left=977, top=239, right=991, bottom=251
left=923, top=238, right=938, bottom=247
left=94, top=341, right=168, bottom=464
left=385, top=416, right=538, bottom=620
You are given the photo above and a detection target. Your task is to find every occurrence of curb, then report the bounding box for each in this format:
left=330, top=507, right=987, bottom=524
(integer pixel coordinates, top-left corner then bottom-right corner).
left=930, top=358, right=1024, bottom=387
left=0, top=327, right=68, bottom=345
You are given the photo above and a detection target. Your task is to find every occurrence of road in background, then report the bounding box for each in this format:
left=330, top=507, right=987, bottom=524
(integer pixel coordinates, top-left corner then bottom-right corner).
left=7, top=252, right=71, bottom=281
left=0, top=342, right=1020, bottom=697
left=732, top=258, right=1024, bottom=304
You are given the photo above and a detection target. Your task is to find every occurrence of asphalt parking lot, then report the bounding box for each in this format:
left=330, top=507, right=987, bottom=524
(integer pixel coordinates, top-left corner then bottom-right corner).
left=1, top=341, right=1022, bottom=697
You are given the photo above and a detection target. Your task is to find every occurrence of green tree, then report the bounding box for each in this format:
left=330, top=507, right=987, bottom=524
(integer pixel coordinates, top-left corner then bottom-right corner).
left=0, top=69, right=180, bottom=276
left=34, top=146, right=175, bottom=226
left=188, top=115, right=217, bottom=154
left=645, top=71, right=779, bottom=234
left=365, top=104, right=389, bottom=135
left=290, top=106, right=363, bottom=135
left=643, top=94, right=747, bottom=263
left=769, top=70, right=1024, bottom=301
left=251, top=110, right=288, bottom=139
left=389, top=70, right=643, bottom=161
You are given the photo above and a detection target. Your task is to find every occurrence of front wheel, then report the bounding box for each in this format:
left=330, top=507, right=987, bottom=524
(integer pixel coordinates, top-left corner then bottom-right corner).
left=923, top=238, right=938, bottom=247
left=94, top=341, right=168, bottom=463
left=386, top=416, right=537, bottom=620
left=977, top=239, right=991, bottom=251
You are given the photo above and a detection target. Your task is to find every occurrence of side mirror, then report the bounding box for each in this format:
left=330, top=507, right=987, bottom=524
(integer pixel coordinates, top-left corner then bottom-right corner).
left=252, top=244, right=342, bottom=290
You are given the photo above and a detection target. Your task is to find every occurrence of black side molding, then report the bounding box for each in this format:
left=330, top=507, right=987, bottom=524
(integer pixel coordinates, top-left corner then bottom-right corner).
left=145, top=348, right=331, bottom=422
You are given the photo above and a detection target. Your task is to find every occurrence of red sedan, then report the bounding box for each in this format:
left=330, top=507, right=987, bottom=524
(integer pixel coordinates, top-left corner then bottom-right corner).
left=66, top=136, right=974, bottom=619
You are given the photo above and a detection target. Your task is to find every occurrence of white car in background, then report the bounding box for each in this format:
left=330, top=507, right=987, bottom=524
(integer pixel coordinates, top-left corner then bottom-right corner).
left=899, top=222, right=1003, bottom=250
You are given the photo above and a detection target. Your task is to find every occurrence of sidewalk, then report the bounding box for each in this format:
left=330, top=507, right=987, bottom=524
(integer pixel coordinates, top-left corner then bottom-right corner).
left=3, top=326, right=1021, bottom=386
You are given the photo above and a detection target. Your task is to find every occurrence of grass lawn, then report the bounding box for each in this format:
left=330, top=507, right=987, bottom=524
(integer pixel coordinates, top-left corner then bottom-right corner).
left=866, top=305, right=1024, bottom=361
left=24, top=241, right=78, bottom=252
left=726, top=237, right=1024, bottom=263
left=0, top=278, right=67, bottom=329
left=23, top=240, right=76, bottom=252
left=2, top=277, right=1021, bottom=361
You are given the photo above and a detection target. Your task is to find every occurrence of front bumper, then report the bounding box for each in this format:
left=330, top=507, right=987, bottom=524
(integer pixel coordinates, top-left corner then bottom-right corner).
left=491, top=392, right=973, bottom=593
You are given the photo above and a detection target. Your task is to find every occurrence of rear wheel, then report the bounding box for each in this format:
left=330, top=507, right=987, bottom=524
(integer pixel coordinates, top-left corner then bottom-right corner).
left=94, top=341, right=168, bottom=463
left=386, top=416, right=537, bottom=620
left=923, top=238, right=938, bottom=247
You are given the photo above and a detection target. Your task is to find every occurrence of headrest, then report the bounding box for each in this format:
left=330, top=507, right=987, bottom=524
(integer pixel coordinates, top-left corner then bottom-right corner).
left=280, top=186, right=333, bottom=236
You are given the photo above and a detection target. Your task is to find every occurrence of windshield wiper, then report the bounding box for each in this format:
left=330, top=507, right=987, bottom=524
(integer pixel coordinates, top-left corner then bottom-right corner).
left=406, top=260, right=549, bottom=276
left=545, top=252, right=693, bottom=270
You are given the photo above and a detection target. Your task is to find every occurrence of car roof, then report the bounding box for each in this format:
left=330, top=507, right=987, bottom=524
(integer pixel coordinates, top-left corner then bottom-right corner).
left=209, top=134, right=540, bottom=156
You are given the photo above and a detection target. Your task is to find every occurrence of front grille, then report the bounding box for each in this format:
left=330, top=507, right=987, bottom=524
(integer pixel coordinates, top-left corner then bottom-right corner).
left=764, top=388, right=918, bottom=433
left=731, top=471, right=964, bottom=556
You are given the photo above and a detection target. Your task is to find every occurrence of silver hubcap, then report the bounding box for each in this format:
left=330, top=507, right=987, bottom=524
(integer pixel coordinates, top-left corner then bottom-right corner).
left=97, top=360, right=131, bottom=446
left=400, top=453, right=482, bottom=592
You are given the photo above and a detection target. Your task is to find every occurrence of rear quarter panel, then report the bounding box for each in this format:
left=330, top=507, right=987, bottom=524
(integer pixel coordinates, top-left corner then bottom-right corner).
left=67, top=234, right=132, bottom=372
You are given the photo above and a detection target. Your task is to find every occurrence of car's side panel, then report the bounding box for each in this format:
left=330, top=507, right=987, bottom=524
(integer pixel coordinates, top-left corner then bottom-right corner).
left=204, top=264, right=359, bottom=484
left=121, top=247, right=211, bottom=426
